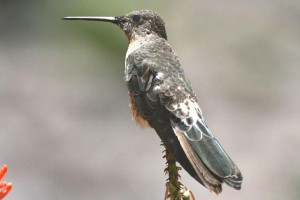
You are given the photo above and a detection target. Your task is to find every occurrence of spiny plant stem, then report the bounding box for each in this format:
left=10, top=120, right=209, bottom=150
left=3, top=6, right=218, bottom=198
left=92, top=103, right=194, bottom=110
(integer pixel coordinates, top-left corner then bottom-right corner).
left=163, top=144, right=195, bottom=200
left=164, top=146, right=182, bottom=200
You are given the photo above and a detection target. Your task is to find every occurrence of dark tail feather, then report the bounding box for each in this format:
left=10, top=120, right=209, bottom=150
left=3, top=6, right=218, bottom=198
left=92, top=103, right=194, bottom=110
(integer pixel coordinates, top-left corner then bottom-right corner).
left=184, top=118, right=243, bottom=190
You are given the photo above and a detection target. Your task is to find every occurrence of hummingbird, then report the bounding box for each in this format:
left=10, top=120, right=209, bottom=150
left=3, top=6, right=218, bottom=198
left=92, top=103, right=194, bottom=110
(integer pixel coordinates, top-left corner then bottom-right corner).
left=63, top=9, right=243, bottom=194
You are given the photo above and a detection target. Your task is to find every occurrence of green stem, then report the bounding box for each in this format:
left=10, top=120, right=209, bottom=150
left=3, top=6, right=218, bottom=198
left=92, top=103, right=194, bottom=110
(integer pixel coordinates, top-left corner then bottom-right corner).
left=164, top=146, right=182, bottom=200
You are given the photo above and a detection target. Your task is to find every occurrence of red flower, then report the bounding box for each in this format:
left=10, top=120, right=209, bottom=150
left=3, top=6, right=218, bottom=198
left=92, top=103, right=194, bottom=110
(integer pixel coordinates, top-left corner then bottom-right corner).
left=0, top=165, right=12, bottom=199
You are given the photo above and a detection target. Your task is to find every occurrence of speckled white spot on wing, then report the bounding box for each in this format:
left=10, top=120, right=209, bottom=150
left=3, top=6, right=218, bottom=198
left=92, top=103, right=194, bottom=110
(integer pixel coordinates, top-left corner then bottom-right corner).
left=156, top=72, right=164, bottom=80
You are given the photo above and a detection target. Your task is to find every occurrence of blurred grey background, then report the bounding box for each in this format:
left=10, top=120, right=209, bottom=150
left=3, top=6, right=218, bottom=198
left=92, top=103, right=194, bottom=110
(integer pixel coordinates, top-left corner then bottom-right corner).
left=1, top=0, right=300, bottom=199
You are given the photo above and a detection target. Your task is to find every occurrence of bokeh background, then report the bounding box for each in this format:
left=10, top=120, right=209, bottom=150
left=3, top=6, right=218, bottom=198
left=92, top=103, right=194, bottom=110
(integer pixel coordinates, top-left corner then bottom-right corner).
left=1, top=0, right=300, bottom=199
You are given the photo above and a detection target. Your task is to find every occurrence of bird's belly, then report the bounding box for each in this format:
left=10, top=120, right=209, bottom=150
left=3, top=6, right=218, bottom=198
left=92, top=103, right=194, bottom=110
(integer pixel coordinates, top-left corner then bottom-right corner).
left=128, top=93, right=150, bottom=129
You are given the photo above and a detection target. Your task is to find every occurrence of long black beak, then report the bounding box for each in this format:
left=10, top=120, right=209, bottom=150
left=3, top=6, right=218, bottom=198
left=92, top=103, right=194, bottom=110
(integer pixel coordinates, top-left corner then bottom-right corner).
left=62, top=16, right=119, bottom=24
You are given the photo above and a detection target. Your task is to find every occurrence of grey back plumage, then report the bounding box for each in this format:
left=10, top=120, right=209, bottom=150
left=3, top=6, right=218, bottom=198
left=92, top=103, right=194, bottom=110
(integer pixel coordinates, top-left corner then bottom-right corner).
left=125, top=32, right=243, bottom=193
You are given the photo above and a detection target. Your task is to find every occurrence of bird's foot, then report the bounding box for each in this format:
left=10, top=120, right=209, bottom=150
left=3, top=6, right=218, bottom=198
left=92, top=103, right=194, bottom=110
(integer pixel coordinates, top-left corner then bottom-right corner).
left=180, top=185, right=195, bottom=200
left=164, top=182, right=195, bottom=200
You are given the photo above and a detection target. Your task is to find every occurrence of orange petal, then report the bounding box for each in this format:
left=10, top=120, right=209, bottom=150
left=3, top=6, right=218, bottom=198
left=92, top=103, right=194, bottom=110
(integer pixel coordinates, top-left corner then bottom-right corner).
left=0, top=165, right=7, bottom=182
left=0, top=182, right=12, bottom=199
left=0, top=182, right=7, bottom=189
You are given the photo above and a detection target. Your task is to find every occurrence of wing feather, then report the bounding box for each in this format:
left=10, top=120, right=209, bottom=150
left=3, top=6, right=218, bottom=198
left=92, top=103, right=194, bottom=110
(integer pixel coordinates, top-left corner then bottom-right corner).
left=125, top=39, right=242, bottom=192
left=169, top=99, right=243, bottom=190
left=174, top=128, right=222, bottom=194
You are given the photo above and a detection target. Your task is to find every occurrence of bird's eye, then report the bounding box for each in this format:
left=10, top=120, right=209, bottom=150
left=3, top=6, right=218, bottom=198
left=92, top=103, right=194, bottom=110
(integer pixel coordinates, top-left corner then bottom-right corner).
left=132, top=15, right=141, bottom=23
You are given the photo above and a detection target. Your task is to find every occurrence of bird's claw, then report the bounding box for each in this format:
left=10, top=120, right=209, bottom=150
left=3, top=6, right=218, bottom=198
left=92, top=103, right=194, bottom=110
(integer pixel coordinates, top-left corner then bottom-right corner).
left=164, top=182, right=195, bottom=200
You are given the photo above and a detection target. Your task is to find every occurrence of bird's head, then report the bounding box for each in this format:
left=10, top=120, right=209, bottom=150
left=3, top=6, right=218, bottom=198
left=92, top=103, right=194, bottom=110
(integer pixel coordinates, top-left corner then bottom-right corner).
left=63, top=9, right=167, bottom=41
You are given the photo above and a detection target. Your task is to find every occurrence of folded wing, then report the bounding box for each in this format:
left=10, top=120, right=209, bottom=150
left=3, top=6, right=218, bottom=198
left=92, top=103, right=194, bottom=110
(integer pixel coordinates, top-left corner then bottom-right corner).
left=168, top=99, right=243, bottom=192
